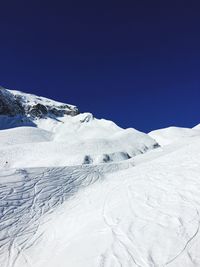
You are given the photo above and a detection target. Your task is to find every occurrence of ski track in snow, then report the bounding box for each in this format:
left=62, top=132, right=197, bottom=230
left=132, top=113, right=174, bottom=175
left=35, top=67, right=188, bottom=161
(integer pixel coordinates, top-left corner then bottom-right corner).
left=100, top=170, right=200, bottom=267
left=1, top=88, right=200, bottom=267
left=1, top=153, right=200, bottom=267
left=1, top=146, right=200, bottom=267
left=0, top=162, right=132, bottom=267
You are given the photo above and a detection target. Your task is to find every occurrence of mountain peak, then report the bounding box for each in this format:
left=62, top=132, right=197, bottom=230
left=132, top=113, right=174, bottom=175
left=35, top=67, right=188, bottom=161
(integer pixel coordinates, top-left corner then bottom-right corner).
left=0, top=87, right=79, bottom=118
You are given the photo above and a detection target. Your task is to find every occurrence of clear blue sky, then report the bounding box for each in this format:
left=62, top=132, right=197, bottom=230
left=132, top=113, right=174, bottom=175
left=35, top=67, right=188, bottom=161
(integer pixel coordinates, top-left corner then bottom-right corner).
left=1, top=1, right=200, bottom=132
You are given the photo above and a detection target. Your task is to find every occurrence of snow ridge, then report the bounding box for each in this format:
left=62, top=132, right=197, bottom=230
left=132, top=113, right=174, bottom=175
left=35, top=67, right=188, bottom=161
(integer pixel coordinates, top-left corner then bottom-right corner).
left=0, top=87, right=79, bottom=119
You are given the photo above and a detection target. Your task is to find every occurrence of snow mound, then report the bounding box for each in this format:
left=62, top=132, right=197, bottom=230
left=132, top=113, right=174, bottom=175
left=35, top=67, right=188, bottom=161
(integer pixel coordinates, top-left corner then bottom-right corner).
left=193, top=123, right=200, bottom=130
left=0, top=126, right=52, bottom=146
left=0, top=124, right=158, bottom=169
left=149, top=126, right=200, bottom=146
left=0, top=111, right=158, bottom=168
left=0, top=88, right=159, bottom=168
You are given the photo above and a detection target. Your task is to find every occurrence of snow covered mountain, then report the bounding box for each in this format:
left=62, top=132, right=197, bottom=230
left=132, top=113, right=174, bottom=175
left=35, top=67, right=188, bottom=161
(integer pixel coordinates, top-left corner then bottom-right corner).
left=0, top=87, right=158, bottom=169
left=0, top=87, right=200, bottom=267
left=0, top=86, right=79, bottom=118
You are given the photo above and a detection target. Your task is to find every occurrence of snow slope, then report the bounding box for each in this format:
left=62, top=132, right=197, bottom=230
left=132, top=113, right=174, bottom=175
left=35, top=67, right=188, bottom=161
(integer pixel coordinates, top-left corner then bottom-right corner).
left=149, top=126, right=200, bottom=146
left=0, top=127, right=52, bottom=146
left=0, top=89, right=158, bottom=168
left=1, top=87, right=200, bottom=267
left=1, top=135, right=200, bottom=267
left=0, top=112, right=158, bottom=168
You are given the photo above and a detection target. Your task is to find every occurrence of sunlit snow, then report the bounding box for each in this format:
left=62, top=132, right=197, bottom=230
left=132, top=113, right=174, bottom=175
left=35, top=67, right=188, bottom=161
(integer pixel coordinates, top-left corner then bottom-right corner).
left=0, top=88, right=200, bottom=267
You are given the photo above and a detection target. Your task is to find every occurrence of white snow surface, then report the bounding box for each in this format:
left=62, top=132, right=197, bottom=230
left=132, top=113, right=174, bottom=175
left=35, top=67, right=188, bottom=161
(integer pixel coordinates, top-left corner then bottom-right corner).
left=1, top=89, right=200, bottom=267
left=0, top=127, right=53, bottom=146
left=0, top=111, right=157, bottom=168
left=0, top=89, right=158, bottom=168
left=149, top=126, right=200, bottom=146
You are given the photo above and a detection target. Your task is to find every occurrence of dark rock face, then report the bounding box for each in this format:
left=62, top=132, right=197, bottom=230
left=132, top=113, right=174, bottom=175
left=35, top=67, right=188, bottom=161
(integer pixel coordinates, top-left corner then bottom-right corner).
left=102, top=154, right=111, bottom=163
left=83, top=155, right=93, bottom=164
left=0, top=87, right=79, bottom=119
left=29, top=103, right=79, bottom=118
left=49, top=105, right=79, bottom=117
left=64, top=106, right=79, bottom=116
left=0, top=89, right=24, bottom=116
left=29, top=104, right=48, bottom=118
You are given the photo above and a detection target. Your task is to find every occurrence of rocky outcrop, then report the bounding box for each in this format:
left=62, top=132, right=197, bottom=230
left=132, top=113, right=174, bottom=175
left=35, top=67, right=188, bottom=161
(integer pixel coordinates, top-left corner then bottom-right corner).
left=0, top=87, right=79, bottom=119
left=0, top=88, right=24, bottom=116
left=29, top=104, right=48, bottom=118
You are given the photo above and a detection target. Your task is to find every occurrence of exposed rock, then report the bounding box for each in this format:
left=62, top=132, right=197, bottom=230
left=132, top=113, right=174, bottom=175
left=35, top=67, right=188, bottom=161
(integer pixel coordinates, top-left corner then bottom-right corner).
left=102, top=154, right=111, bottom=163
left=0, top=88, right=24, bottom=116
left=29, top=104, right=48, bottom=118
left=83, top=155, right=93, bottom=164
left=49, top=106, right=79, bottom=117
left=0, top=87, right=79, bottom=119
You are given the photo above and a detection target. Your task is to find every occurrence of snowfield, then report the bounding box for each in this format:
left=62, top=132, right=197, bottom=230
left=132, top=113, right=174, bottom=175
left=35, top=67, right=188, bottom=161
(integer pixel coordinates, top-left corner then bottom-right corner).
left=149, top=126, right=200, bottom=146
left=0, top=88, right=200, bottom=267
left=0, top=111, right=158, bottom=169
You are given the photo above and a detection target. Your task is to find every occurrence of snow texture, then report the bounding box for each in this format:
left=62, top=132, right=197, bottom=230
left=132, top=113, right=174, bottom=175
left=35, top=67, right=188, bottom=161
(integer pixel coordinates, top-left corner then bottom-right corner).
left=0, top=87, right=200, bottom=267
